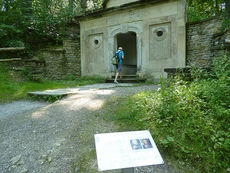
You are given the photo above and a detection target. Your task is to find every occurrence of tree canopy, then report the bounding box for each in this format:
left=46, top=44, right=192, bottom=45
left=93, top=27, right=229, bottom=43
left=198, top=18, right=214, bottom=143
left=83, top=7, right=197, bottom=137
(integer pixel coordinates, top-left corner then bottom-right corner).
left=0, top=0, right=103, bottom=47
left=0, top=0, right=228, bottom=48
left=187, top=0, right=226, bottom=22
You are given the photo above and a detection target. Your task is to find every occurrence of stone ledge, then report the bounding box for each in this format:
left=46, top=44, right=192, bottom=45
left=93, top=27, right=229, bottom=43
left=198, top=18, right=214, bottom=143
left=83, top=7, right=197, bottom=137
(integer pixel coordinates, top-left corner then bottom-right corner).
left=41, top=48, right=65, bottom=53
left=164, top=66, right=211, bottom=75
left=164, top=67, right=191, bottom=74
left=0, top=58, right=22, bottom=62
left=186, top=16, right=221, bottom=26
left=0, top=47, right=25, bottom=52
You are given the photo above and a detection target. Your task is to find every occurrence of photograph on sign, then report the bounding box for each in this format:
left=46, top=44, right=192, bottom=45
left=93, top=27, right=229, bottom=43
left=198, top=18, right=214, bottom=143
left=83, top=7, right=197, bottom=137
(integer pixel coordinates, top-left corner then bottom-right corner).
left=130, top=138, right=153, bottom=150
left=130, top=139, right=142, bottom=150
left=141, top=138, right=153, bottom=149
left=94, top=130, right=164, bottom=171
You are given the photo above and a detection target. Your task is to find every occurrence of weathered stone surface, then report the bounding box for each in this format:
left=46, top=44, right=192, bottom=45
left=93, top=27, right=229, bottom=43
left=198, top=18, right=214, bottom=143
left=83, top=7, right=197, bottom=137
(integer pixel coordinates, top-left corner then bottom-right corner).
left=186, top=17, right=229, bottom=67
left=42, top=50, right=67, bottom=79
left=79, top=0, right=186, bottom=80
left=63, top=38, right=81, bottom=77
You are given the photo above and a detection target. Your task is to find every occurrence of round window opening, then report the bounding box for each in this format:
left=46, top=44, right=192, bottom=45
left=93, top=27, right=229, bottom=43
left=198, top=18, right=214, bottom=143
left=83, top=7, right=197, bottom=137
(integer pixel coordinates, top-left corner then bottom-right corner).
left=157, top=30, right=163, bottom=37
left=94, top=40, right=99, bottom=45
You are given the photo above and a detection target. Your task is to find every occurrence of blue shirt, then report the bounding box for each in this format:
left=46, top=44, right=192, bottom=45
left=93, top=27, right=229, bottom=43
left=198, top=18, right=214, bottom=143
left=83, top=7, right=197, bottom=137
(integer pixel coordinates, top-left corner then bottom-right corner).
left=115, top=50, right=124, bottom=64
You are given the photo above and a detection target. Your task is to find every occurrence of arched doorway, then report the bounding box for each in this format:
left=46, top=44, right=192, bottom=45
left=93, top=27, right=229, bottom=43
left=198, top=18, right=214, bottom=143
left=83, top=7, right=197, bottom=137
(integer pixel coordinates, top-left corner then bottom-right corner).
left=116, top=32, right=137, bottom=75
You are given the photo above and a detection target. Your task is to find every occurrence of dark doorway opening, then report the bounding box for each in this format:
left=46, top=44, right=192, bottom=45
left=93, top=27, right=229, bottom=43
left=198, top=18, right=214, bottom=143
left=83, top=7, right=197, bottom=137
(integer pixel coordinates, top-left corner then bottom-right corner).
left=116, top=32, right=137, bottom=75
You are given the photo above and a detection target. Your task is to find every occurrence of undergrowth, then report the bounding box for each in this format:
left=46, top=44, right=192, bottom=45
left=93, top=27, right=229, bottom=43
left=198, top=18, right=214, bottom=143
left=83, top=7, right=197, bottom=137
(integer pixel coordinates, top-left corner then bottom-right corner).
left=0, top=64, right=104, bottom=103
left=110, top=54, right=230, bottom=172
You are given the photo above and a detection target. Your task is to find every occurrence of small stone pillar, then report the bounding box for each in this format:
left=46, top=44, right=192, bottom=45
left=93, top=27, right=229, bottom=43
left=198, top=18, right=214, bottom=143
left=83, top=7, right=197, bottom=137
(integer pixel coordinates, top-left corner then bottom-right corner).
left=63, top=23, right=81, bottom=77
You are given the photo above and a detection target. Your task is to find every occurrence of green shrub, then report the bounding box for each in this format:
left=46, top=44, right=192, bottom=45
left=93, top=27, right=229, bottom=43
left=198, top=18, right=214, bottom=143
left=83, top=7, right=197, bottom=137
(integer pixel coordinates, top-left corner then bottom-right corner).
left=112, top=54, right=230, bottom=172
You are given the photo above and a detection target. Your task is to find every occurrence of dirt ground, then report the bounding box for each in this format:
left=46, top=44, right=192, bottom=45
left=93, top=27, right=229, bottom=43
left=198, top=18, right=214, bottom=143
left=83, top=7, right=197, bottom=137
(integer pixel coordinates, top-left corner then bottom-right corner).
left=0, top=84, right=183, bottom=173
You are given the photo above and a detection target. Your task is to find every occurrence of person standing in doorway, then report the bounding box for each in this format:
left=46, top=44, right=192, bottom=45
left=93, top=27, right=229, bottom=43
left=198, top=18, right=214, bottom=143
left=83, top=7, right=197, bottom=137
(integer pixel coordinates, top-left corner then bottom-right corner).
left=114, top=47, right=124, bottom=84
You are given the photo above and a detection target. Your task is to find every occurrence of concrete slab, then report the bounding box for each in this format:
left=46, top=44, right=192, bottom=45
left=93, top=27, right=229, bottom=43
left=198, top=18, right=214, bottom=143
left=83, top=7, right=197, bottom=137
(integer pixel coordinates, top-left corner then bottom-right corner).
left=28, top=83, right=136, bottom=97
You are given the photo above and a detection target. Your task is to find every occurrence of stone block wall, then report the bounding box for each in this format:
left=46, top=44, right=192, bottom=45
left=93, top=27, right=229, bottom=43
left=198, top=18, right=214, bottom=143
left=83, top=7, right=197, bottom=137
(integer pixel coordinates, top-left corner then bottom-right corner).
left=37, top=37, right=81, bottom=80
left=63, top=37, right=81, bottom=77
left=42, top=49, right=67, bottom=80
left=186, top=17, right=228, bottom=67
left=212, top=29, right=230, bottom=57
left=27, top=23, right=81, bottom=80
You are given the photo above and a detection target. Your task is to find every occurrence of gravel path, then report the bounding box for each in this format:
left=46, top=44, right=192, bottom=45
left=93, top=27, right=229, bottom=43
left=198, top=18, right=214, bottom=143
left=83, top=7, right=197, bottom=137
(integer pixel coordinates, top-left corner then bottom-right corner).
left=0, top=84, right=183, bottom=173
left=0, top=101, right=48, bottom=120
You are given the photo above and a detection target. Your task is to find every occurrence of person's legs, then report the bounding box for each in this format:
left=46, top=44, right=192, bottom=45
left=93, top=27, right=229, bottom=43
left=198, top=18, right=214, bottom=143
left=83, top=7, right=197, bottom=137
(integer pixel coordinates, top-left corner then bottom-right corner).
left=114, top=64, right=122, bottom=83
left=114, top=72, right=119, bottom=83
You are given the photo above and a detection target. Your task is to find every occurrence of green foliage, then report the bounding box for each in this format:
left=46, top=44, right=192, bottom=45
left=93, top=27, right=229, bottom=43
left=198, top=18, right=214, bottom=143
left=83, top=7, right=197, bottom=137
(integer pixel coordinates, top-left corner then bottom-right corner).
left=0, top=24, right=24, bottom=47
left=222, top=17, right=230, bottom=30
left=0, top=0, right=103, bottom=47
left=187, top=0, right=226, bottom=22
left=111, top=54, right=230, bottom=172
left=0, top=0, right=228, bottom=47
left=30, top=95, right=64, bottom=103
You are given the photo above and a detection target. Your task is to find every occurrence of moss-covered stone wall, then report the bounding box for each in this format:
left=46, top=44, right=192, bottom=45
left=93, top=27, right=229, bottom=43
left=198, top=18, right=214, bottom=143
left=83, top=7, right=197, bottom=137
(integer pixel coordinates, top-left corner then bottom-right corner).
left=28, top=24, right=81, bottom=80
left=186, top=17, right=229, bottom=67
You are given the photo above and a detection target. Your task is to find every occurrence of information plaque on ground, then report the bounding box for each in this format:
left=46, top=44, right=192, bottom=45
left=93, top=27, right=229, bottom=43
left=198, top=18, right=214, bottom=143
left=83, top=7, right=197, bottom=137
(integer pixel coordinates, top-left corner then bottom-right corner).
left=94, top=130, right=164, bottom=171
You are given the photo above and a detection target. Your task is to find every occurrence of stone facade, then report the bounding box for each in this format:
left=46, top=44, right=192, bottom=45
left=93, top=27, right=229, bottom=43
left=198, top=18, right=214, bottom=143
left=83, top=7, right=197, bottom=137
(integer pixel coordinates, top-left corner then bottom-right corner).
left=186, top=17, right=227, bottom=67
left=105, top=0, right=138, bottom=8
left=78, top=0, right=186, bottom=80
left=14, top=9, right=228, bottom=81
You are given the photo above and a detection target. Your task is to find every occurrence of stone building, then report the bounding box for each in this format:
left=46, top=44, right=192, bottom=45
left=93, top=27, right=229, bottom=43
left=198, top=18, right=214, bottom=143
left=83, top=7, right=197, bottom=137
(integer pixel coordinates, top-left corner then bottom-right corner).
left=77, top=0, right=186, bottom=80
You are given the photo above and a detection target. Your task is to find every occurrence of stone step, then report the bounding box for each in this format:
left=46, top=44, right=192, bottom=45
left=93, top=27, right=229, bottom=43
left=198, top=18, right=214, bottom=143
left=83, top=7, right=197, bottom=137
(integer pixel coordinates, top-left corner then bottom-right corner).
left=106, top=78, right=146, bottom=83
left=111, top=75, right=137, bottom=79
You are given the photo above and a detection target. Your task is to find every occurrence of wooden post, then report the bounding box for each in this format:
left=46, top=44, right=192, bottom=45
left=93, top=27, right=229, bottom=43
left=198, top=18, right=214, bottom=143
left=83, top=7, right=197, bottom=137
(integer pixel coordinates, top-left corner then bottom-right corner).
left=0, top=47, right=25, bottom=52
left=0, top=58, right=22, bottom=62
left=225, top=39, right=230, bottom=44
left=226, top=0, right=230, bottom=19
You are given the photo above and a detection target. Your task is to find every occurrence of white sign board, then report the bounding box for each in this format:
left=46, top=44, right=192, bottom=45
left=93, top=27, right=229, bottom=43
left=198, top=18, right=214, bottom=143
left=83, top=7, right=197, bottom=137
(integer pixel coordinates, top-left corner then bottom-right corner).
left=94, top=130, right=164, bottom=171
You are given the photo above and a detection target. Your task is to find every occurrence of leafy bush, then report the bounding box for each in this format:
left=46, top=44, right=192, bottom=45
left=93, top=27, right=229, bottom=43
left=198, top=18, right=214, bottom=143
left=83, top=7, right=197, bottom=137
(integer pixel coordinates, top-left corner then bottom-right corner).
left=112, top=54, right=230, bottom=172
left=186, top=0, right=226, bottom=23
left=0, top=0, right=103, bottom=47
left=0, top=24, right=24, bottom=47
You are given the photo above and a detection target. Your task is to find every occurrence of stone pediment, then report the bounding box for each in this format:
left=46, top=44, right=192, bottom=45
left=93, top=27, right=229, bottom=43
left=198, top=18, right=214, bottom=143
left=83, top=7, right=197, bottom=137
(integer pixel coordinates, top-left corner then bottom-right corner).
left=76, top=0, right=168, bottom=20
left=103, top=0, right=139, bottom=8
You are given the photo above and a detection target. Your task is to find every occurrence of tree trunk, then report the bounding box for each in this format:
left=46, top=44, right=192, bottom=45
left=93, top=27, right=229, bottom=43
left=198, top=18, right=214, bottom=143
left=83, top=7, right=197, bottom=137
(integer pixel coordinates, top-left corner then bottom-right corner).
left=80, top=0, right=87, bottom=12
left=215, top=0, right=220, bottom=15
left=69, top=0, right=74, bottom=12
left=4, top=0, right=9, bottom=12
left=21, top=0, right=32, bottom=15
left=226, top=0, right=230, bottom=19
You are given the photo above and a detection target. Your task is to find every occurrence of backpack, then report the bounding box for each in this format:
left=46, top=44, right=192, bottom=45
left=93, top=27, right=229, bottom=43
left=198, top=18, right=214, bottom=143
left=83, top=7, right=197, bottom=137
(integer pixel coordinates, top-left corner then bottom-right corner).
left=112, top=51, right=120, bottom=65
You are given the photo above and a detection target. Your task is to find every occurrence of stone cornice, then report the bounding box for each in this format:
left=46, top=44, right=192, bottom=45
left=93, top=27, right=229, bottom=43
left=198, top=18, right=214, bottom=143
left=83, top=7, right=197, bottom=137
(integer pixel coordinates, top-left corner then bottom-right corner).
left=76, top=0, right=169, bottom=21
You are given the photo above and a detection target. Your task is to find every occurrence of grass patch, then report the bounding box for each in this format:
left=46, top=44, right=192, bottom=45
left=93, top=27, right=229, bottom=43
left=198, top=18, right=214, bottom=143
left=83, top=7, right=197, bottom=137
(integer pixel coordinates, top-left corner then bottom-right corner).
left=108, top=55, right=230, bottom=172
left=0, top=64, right=105, bottom=103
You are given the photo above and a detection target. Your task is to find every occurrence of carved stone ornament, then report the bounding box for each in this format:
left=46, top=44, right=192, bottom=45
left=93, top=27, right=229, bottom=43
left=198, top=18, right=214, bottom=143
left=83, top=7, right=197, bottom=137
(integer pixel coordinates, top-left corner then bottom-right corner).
left=129, top=10, right=141, bottom=21
left=152, top=27, right=167, bottom=41
left=89, top=35, right=103, bottom=49
left=120, top=24, right=128, bottom=33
